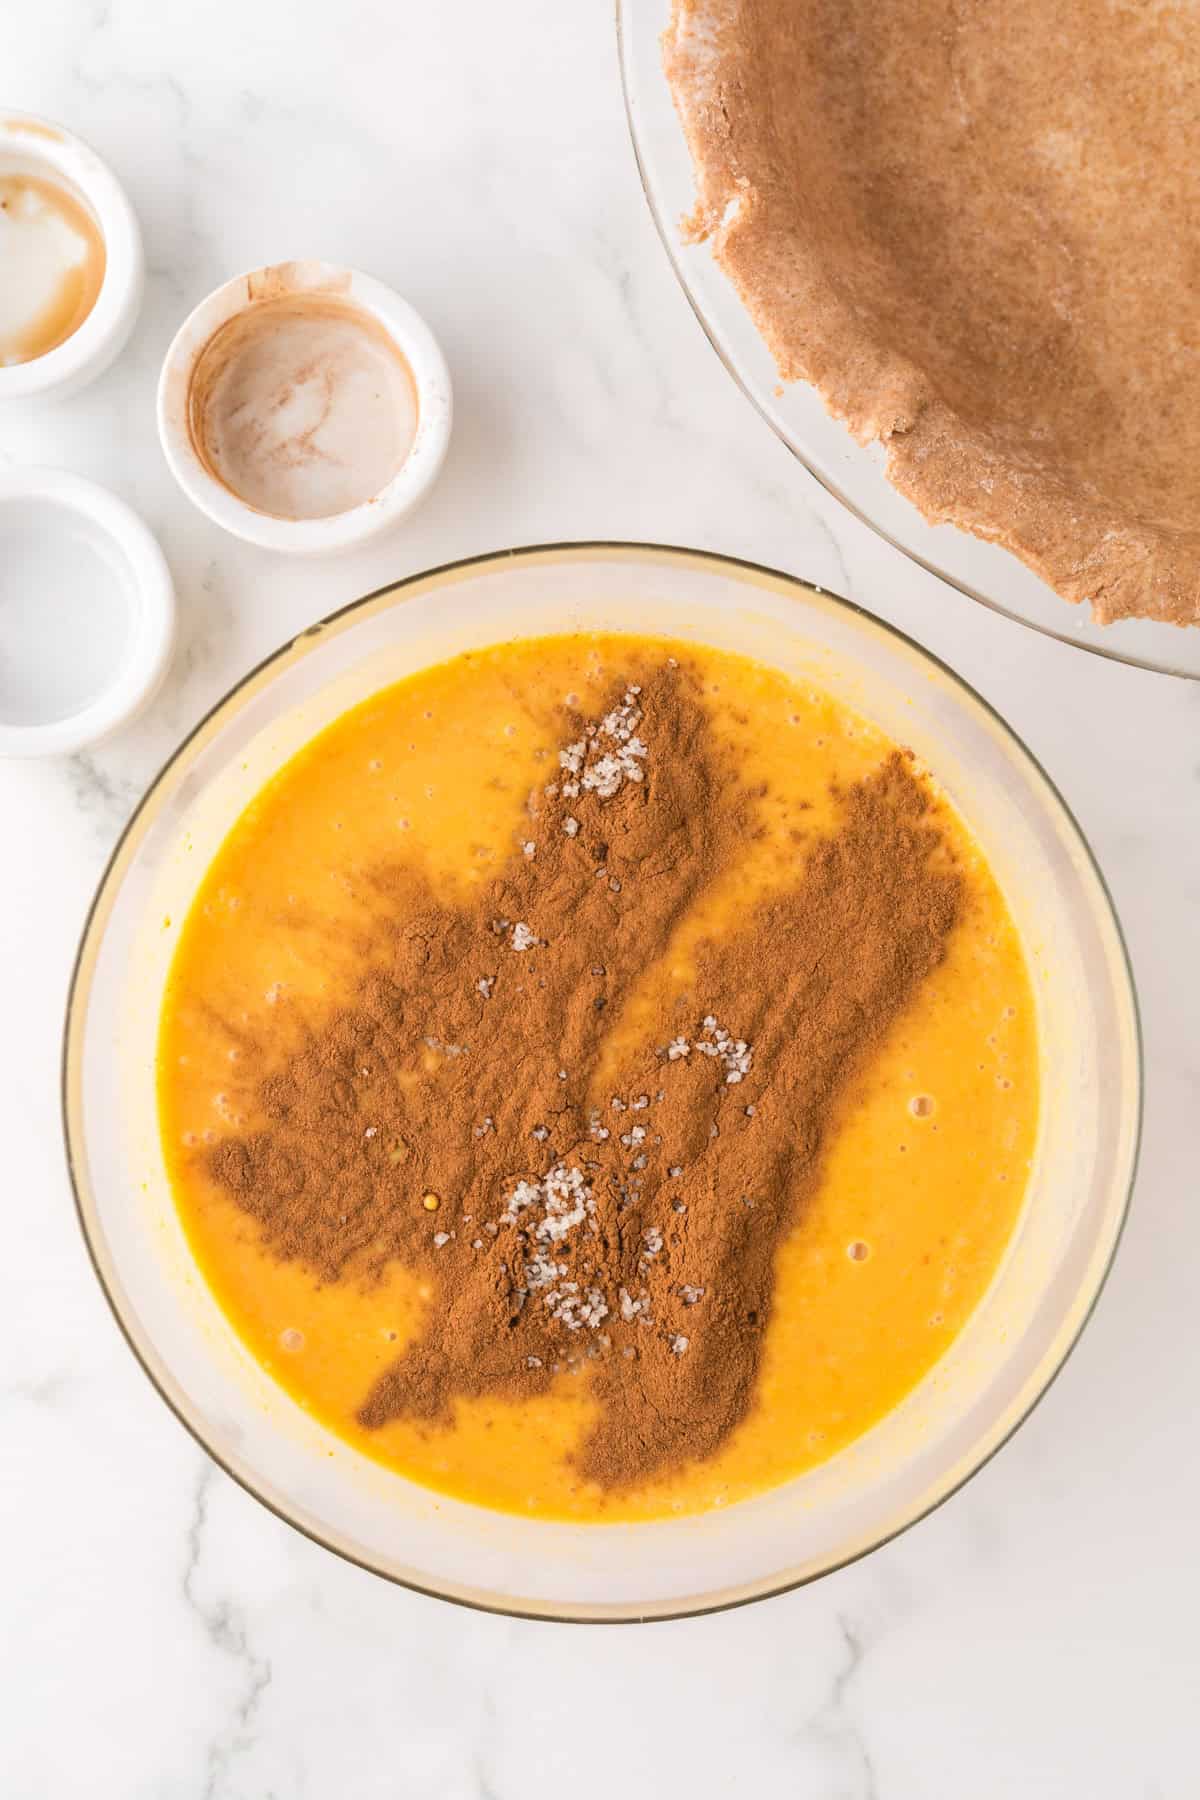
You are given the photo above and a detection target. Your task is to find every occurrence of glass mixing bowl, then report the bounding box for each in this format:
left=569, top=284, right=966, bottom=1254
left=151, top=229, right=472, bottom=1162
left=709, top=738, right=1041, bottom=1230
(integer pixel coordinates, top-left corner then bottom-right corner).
left=617, top=0, right=1200, bottom=681
left=63, top=544, right=1140, bottom=1621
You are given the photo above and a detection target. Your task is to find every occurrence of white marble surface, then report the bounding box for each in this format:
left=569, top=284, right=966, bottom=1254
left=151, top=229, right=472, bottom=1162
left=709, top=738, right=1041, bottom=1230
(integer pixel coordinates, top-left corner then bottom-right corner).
left=2, top=3, right=1198, bottom=1793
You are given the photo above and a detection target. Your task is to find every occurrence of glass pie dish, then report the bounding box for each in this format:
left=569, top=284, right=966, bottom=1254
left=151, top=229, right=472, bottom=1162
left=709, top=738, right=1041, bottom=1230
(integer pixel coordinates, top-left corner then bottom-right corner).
left=63, top=544, right=1140, bottom=1621
left=616, top=0, right=1200, bottom=681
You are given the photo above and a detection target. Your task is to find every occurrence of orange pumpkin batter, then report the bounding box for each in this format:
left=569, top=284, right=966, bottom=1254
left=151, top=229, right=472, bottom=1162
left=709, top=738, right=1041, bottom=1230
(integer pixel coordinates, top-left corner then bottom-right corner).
left=157, top=634, right=1038, bottom=1521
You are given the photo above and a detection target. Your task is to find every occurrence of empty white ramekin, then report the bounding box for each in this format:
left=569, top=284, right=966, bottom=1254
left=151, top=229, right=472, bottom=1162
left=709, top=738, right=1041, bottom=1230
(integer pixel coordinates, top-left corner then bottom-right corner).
left=157, top=261, right=453, bottom=554
left=0, top=467, right=175, bottom=757
left=0, top=111, right=144, bottom=402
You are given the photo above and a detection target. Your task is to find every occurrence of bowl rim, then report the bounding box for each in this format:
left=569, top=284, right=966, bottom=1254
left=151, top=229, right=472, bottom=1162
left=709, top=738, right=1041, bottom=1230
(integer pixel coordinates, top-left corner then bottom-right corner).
left=614, top=0, right=1199, bottom=681
left=60, top=540, right=1143, bottom=1623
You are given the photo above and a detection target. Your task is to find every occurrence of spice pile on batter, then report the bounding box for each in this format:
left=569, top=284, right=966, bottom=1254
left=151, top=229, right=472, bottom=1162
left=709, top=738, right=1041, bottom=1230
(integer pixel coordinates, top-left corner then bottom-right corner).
left=206, top=660, right=961, bottom=1487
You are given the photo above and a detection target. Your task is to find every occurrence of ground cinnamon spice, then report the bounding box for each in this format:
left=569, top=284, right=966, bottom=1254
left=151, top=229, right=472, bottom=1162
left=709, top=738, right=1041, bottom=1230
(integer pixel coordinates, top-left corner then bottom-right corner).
left=208, top=660, right=961, bottom=1488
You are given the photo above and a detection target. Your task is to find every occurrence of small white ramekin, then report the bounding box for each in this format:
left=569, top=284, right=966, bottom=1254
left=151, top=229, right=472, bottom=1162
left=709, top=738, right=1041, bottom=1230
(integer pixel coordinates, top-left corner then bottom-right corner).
left=0, top=112, right=144, bottom=402
left=157, top=261, right=453, bottom=554
left=0, top=468, right=175, bottom=758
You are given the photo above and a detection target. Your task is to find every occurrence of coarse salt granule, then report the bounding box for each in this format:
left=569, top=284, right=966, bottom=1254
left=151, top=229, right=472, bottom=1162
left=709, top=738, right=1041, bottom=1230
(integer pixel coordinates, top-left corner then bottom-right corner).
left=695, top=1014, right=754, bottom=1083
left=511, top=922, right=538, bottom=951
left=579, top=1289, right=609, bottom=1328
left=525, top=1250, right=564, bottom=1291
left=554, top=688, right=649, bottom=801
left=506, top=1179, right=542, bottom=1216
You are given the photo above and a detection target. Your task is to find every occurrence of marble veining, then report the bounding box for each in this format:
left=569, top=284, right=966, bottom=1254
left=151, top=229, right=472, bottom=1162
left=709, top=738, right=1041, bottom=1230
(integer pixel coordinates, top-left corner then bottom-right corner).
left=1, top=1, right=1197, bottom=1794
left=182, top=1464, right=275, bottom=1800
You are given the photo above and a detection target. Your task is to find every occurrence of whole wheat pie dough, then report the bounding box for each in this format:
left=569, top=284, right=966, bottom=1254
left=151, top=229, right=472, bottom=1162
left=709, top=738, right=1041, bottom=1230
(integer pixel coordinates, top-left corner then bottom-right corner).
left=664, top=0, right=1200, bottom=627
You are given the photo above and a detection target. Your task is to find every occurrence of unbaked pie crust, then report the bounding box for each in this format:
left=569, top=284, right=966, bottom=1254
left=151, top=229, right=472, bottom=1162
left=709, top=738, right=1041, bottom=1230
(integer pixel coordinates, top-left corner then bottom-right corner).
left=665, top=0, right=1200, bottom=627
